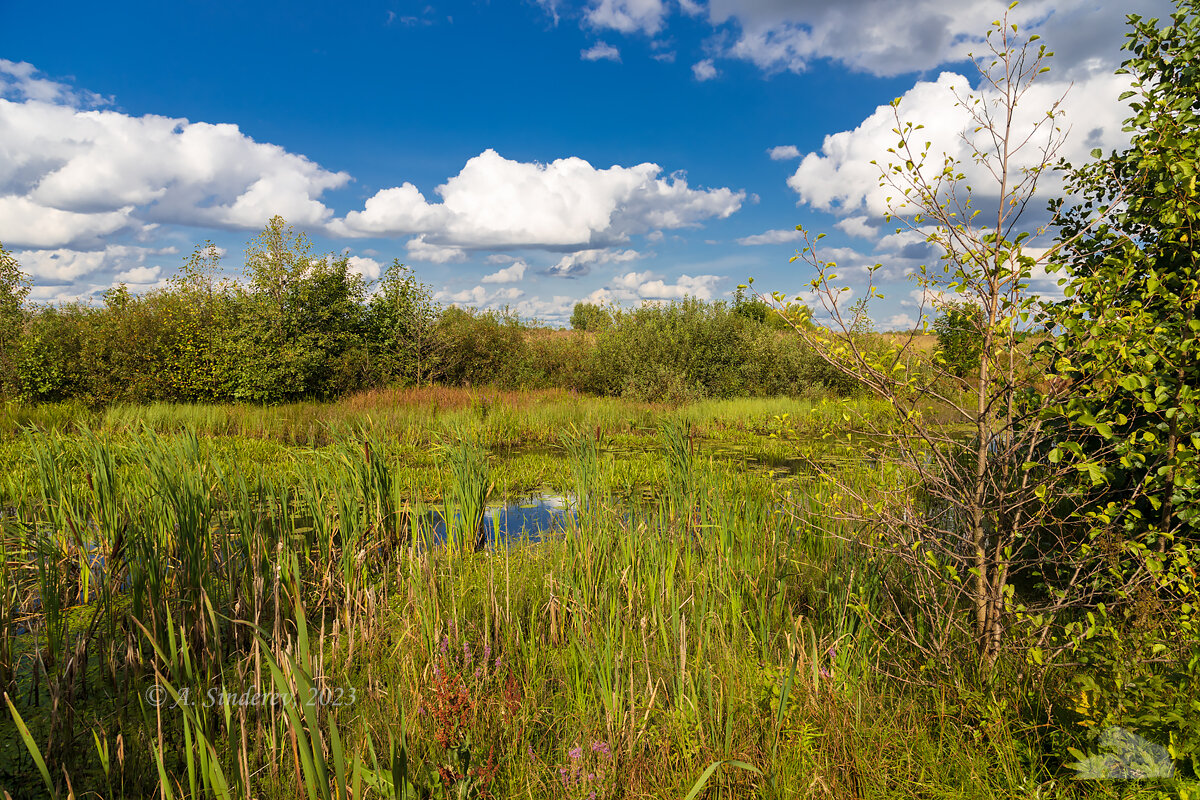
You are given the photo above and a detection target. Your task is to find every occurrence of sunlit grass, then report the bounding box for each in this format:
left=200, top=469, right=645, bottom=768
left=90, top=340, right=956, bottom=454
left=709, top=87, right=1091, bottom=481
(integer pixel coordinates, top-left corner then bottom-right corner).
left=0, top=391, right=1168, bottom=798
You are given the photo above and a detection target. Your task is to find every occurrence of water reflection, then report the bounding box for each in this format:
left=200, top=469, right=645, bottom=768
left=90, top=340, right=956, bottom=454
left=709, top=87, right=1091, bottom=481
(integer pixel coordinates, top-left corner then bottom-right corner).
left=420, top=494, right=576, bottom=547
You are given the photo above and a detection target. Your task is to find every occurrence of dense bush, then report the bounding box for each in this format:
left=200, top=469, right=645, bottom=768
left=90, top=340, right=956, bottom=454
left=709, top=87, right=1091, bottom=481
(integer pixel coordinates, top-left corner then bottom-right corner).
left=431, top=306, right=527, bottom=388
left=932, top=301, right=984, bottom=377
left=569, top=301, right=612, bottom=332
left=0, top=221, right=866, bottom=406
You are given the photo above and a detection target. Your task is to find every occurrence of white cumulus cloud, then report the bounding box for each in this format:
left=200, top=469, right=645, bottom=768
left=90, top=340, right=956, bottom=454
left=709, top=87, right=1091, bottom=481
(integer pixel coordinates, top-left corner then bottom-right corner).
left=882, top=313, right=916, bottom=331
left=692, top=59, right=718, bottom=81
left=0, top=59, right=110, bottom=106
left=0, top=62, right=349, bottom=250
left=834, top=216, right=877, bottom=239
left=336, top=149, right=743, bottom=251
left=437, top=285, right=525, bottom=307
left=767, top=145, right=800, bottom=160
left=545, top=247, right=641, bottom=278
left=702, top=0, right=1170, bottom=78
left=585, top=0, right=668, bottom=35
left=609, top=269, right=723, bottom=300
left=115, top=265, right=162, bottom=284
left=581, top=41, right=622, bottom=61
left=346, top=255, right=383, bottom=281
left=787, top=71, right=1135, bottom=224
left=568, top=1, right=1171, bottom=81
left=481, top=261, right=528, bottom=283
left=14, top=244, right=177, bottom=301
left=405, top=236, right=467, bottom=264
left=736, top=227, right=803, bottom=246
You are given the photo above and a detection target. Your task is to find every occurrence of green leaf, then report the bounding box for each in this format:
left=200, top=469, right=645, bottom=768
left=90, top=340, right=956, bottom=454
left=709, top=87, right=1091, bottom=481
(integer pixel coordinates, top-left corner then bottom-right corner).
left=685, top=760, right=764, bottom=800
left=5, top=694, right=58, bottom=800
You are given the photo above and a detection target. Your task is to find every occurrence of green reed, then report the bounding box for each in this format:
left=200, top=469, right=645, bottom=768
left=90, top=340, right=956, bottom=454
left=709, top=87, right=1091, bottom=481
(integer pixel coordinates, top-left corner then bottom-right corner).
left=0, top=394, right=1091, bottom=799
left=440, top=433, right=491, bottom=557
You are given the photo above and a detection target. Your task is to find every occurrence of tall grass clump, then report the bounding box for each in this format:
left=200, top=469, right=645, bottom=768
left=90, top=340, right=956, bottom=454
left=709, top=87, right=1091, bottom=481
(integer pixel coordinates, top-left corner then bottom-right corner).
left=0, top=393, right=1159, bottom=798
left=440, top=433, right=491, bottom=556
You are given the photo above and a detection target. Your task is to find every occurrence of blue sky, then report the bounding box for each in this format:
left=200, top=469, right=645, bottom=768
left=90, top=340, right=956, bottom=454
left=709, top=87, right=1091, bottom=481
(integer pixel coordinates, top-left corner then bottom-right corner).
left=0, top=0, right=1170, bottom=327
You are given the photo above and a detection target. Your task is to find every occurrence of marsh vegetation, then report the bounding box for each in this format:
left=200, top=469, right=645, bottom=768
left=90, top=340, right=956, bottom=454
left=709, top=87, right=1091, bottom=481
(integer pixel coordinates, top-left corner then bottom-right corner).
left=1, top=4, right=1198, bottom=798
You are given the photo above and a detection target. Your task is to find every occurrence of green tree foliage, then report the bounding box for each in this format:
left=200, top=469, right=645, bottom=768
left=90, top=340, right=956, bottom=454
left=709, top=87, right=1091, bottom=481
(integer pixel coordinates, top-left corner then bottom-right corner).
left=1048, top=2, right=1200, bottom=543
left=0, top=242, right=30, bottom=396
left=229, top=216, right=369, bottom=402
left=0, top=220, right=860, bottom=405
left=1042, top=1, right=1200, bottom=769
left=367, top=260, right=441, bottom=386
left=431, top=306, right=527, bottom=388
left=569, top=302, right=612, bottom=332
left=161, top=242, right=236, bottom=401
left=932, top=301, right=984, bottom=377
left=588, top=297, right=835, bottom=401
left=776, top=10, right=1086, bottom=666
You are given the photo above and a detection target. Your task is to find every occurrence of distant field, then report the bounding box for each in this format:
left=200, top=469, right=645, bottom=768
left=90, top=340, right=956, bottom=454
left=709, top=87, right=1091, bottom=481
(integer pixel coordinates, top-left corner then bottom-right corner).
left=879, top=331, right=938, bottom=352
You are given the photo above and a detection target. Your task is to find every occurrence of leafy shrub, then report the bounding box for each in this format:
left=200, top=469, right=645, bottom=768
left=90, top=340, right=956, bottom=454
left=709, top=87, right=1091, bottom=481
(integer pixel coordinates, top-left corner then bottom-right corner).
left=569, top=302, right=612, bottom=332
left=433, top=307, right=527, bottom=388
left=932, top=301, right=984, bottom=377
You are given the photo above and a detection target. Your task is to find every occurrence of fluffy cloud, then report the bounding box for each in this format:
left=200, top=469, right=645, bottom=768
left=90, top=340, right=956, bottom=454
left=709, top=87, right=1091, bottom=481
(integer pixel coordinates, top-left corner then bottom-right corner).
left=435, top=283, right=576, bottom=324
left=336, top=149, right=743, bottom=250
left=881, top=313, right=916, bottom=331
left=0, top=59, right=109, bottom=106
left=334, top=184, right=448, bottom=236
left=545, top=247, right=641, bottom=278
left=481, top=260, right=528, bottom=283
left=692, top=59, right=717, bottom=81
left=511, top=294, right=577, bottom=323
left=585, top=0, right=668, bottom=35
left=767, top=145, right=800, bottom=161
left=436, top=285, right=525, bottom=307
left=699, top=0, right=1168, bottom=78
left=404, top=236, right=467, bottom=263
left=0, top=195, right=135, bottom=249
left=115, top=265, right=162, bottom=284
left=787, top=70, right=1135, bottom=223
left=17, top=247, right=112, bottom=282
left=14, top=244, right=177, bottom=302
left=581, top=42, right=621, bottom=61
left=571, top=1, right=1170, bottom=80
left=0, top=62, right=349, bottom=250
left=608, top=269, right=723, bottom=300
left=346, top=255, right=383, bottom=281
left=15, top=244, right=173, bottom=283
left=834, top=216, right=877, bottom=239
left=736, top=227, right=803, bottom=246
left=712, top=0, right=1007, bottom=77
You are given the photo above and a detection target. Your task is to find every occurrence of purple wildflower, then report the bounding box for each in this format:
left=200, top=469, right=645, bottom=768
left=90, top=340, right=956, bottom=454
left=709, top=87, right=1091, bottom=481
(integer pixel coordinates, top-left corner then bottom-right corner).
left=568, top=745, right=583, bottom=760
left=591, top=740, right=611, bottom=757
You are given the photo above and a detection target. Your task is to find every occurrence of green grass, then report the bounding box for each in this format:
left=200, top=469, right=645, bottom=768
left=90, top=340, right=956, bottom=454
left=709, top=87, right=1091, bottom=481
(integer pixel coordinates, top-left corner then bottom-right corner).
left=0, top=392, right=1191, bottom=799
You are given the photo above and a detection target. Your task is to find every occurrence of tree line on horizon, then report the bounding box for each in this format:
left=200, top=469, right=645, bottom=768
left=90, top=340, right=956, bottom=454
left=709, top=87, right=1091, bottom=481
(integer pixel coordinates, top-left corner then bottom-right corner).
left=0, top=218, right=869, bottom=406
